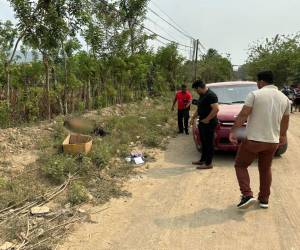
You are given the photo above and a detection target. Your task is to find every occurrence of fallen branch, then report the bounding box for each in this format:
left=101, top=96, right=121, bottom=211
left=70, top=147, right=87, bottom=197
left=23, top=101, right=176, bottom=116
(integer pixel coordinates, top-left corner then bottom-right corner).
left=23, top=216, right=83, bottom=249
left=0, top=174, right=75, bottom=225
left=16, top=219, right=30, bottom=250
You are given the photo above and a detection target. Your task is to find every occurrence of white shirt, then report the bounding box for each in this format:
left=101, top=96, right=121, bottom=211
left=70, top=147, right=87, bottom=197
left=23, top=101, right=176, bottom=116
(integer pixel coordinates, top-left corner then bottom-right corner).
left=244, top=85, right=290, bottom=143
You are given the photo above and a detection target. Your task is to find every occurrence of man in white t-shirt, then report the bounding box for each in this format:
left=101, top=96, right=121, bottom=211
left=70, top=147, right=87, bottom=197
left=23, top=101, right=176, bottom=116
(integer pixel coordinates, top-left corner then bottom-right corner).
left=229, top=71, right=290, bottom=209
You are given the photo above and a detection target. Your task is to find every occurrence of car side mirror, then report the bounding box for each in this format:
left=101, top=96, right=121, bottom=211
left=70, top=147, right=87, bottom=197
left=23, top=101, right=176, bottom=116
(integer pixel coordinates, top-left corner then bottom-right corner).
left=192, top=99, right=199, bottom=106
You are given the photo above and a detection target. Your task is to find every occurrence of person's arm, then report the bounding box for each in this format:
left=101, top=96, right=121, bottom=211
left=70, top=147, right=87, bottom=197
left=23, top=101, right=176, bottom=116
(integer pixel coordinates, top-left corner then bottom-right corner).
left=171, top=95, right=177, bottom=111
left=280, top=99, right=291, bottom=144
left=201, top=103, right=219, bottom=124
left=280, top=115, right=289, bottom=144
left=229, top=106, right=252, bottom=144
left=190, top=108, right=199, bottom=126
left=185, top=92, right=192, bottom=109
left=232, top=106, right=252, bottom=131
left=229, top=92, right=254, bottom=144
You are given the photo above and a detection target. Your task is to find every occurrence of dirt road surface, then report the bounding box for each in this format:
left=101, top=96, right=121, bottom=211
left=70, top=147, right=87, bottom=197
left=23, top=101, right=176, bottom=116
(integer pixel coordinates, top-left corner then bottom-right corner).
left=61, top=114, right=300, bottom=250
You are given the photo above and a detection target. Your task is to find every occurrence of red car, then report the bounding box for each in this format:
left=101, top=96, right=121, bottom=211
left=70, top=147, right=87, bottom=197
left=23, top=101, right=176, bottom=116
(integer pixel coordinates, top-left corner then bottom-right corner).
left=192, top=81, right=288, bottom=156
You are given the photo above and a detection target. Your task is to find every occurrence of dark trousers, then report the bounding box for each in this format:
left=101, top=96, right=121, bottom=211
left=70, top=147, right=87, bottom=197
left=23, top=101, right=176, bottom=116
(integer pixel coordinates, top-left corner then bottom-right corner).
left=199, top=123, right=216, bottom=165
left=235, top=140, right=278, bottom=202
left=178, top=109, right=189, bottom=133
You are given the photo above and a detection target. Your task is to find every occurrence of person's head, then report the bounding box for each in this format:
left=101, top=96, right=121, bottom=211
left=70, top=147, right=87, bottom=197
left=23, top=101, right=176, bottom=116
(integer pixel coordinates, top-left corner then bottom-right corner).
left=181, top=84, right=187, bottom=93
left=257, top=71, right=274, bottom=89
left=192, top=80, right=207, bottom=95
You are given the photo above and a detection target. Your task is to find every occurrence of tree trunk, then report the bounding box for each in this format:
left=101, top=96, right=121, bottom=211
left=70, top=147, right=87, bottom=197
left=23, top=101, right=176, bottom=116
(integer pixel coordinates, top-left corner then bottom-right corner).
left=62, top=43, right=68, bottom=115
left=71, top=90, right=75, bottom=113
left=86, top=77, right=91, bottom=110
left=58, top=95, right=64, bottom=114
left=43, top=54, right=51, bottom=120
left=5, top=63, right=10, bottom=107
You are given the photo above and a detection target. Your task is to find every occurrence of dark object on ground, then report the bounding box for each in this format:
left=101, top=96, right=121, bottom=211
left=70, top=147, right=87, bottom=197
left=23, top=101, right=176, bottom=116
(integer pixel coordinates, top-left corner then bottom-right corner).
left=64, top=117, right=110, bottom=137
left=94, top=127, right=110, bottom=137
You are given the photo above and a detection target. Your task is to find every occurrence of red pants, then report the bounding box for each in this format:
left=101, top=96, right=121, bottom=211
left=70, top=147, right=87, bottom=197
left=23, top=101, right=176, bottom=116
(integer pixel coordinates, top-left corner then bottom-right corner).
left=235, top=140, right=278, bottom=202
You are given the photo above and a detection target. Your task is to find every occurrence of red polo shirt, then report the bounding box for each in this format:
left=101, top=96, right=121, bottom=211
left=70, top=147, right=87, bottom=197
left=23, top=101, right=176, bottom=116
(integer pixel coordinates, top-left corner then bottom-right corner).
left=176, top=90, right=192, bottom=110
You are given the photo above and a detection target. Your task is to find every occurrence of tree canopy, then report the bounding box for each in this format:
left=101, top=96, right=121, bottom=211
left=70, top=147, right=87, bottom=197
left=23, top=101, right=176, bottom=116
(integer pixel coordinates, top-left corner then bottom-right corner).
left=244, top=34, right=300, bottom=86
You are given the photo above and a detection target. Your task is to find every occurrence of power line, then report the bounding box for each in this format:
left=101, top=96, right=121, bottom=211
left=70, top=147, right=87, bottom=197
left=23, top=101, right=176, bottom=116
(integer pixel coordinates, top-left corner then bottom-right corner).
left=147, top=3, right=206, bottom=51
left=146, top=16, right=184, bottom=42
left=148, top=7, right=194, bottom=40
left=143, top=25, right=193, bottom=49
left=150, top=0, right=193, bottom=39
left=155, top=38, right=191, bottom=53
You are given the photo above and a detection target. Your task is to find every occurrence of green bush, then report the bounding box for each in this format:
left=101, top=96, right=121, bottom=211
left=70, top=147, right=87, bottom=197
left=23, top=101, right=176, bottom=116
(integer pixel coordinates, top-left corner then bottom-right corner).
left=77, top=155, right=93, bottom=175
left=89, top=141, right=111, bottom=170
left=68, top=181, right=88, bottom=205
left=143, top=132, right=161, bottom=147
left=0, top=101, right=11, bottom=128
left=0, top=177, right=6, bottom=188
left=94, top=96, right=107, bottom=109
left=24, top=87, right=43, bottom=122
left=78, top=101, right=85, bottom=112
left=42, top=154, right=77, bottom=184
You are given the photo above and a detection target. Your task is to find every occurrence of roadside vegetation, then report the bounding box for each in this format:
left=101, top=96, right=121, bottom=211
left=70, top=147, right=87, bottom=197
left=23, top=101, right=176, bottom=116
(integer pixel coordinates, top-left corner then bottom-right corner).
left=0, top=97, right=177, bottom=248
left=239, top=34, right=300, bottom=86
left=0, top=0, right=233, bottom=129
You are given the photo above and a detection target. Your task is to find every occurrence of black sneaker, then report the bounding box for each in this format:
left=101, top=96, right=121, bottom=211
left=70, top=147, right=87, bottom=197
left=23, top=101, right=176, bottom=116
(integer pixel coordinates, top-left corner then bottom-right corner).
left=237, top=196, right=256, bottom=209
left=259, top=201, right=269, bottom=209
left=178, top=131, right=184, bottom=134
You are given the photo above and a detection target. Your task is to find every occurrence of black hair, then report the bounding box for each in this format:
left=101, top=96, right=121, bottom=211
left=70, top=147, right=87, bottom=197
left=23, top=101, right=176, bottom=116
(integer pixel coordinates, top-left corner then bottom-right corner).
left=257, top=71, right=274, bottom=84
left=192, top=80, right=206, bottom=89
left=181, top=84, right=187, bottom=89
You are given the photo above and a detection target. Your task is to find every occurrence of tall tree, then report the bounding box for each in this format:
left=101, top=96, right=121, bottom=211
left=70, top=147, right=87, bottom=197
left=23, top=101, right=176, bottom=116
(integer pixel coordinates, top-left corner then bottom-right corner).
left=119, top=0, right=149, bottom=54
left=198, top=49, right=233, bottom=83
left=155, top=43, right=184, bottom=91
left=245, top=34, right=300, bottom=85
left=0, top=20, right=18, bottom=106
left=9, top=0, right=90, bottom=120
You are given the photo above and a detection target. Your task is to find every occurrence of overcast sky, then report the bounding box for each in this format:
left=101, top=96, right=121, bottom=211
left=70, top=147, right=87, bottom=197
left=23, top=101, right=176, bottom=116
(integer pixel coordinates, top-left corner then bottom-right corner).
left=1, top=0, right=300, bottom=65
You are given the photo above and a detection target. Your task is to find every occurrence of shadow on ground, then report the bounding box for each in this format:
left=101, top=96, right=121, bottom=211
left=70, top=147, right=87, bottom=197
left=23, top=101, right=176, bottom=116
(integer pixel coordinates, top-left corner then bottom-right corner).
left=154, top=205, right=259, bottom=229
left=146, top=166, right=195, bottom=179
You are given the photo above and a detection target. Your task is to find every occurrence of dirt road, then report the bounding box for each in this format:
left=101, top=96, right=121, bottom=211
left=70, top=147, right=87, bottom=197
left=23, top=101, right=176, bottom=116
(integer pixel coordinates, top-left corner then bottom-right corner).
left=61, top=114, right=300, bottom=250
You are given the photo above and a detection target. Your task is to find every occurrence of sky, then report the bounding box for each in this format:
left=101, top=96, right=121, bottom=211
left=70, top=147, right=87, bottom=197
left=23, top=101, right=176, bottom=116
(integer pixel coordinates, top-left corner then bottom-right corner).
left=1, top=0, right=300, bottom=65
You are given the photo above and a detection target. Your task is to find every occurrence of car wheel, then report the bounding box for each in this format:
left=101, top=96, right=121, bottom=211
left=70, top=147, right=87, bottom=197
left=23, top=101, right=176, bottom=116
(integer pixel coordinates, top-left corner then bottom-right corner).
left=275, top=143, right=288, bottom=157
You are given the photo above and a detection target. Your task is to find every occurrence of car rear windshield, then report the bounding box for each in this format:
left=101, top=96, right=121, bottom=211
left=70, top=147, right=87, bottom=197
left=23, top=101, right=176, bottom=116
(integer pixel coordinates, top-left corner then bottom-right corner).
left=209, top=84, right=257, bottom=104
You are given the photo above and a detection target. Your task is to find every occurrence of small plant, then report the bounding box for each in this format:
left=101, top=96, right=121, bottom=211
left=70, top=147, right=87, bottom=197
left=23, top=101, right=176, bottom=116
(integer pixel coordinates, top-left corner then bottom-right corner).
left=0, top=177, right=6, bottom=188
left=143, top=132, right=161, bottom=147
left=68, top=181, right=88, bottom=205
left=0, top=101, right=11, bottom=128
left=42, top=154, right=77, bottom=184
left=90, top=142, right=111, bottom=170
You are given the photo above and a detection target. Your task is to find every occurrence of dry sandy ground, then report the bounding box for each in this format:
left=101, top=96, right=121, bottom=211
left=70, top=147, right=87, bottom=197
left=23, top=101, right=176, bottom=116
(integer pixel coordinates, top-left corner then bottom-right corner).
left=0, top=125, right=51, bottom=176
left=61, top=114, right=300, bottom=250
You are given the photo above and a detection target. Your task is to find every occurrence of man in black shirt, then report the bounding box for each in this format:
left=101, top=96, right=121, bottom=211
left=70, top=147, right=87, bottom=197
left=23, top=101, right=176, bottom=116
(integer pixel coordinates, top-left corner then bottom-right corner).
left=190, top=80, right=219, bottom=169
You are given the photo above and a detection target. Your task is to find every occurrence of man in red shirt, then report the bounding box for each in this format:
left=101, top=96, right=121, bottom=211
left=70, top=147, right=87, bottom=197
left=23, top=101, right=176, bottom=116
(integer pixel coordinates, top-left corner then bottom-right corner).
left=172, top=84, right=192, bottom=135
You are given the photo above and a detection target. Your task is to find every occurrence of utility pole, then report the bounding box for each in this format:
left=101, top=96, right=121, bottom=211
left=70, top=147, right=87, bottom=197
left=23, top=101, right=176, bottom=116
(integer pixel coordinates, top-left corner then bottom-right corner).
left=191, top=39, right=197, bottom=80
left=194, top=39, right=199, bottom=81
